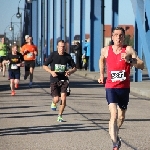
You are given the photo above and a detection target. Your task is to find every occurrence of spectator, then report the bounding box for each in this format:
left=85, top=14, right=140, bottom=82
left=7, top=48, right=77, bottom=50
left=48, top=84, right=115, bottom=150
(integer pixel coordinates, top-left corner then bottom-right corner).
left=0, top=37, right=7, bottom=76
left=42, top=44, right=47, bottom=63
left=84, top=38, right=90, bottom=70
left=70, top=41, right=76, bottom=63
left=74, top=42, right=82, bottom=69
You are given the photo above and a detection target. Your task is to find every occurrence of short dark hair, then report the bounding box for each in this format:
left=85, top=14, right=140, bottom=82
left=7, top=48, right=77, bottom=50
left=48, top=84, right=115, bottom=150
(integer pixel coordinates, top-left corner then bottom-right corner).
left=12, top=44, right=18, bottom=48
left=112, top=27, right=125, bottom=36
left=57, top=40, right=65, bottom=45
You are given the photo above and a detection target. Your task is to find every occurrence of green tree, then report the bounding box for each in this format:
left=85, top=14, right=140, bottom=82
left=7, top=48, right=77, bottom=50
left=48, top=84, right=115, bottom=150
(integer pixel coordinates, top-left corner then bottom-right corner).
left=124, top=34, right=134, bottom=47
left=129, top=36, right=134, bottom=47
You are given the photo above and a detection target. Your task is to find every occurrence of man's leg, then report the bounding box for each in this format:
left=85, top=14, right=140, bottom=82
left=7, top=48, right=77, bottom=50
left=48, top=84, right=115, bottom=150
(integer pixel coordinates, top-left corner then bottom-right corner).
left=57, top=81, right=68, bottom=122
left=59, top=93, right=67, bottom=115
left=0, top=57, right=2, bottom=72
left=24, top=63, right=30, bottom=80
left=86, top=56, right=89, bottom=70
left=14, top=72, right=20, bottom=89
left=2, top=61, right=6, bottom=77
left=117, top=107, right=126, bottom=129
left=108, top=103, right=118, bottom=146
left=112, top=107, right=126, bottom=149
left=79, top=57, right=82, bottom=69
left=29, top=61, right=35, bottom=87
left=57, top=92, right=66, bottom=122
left=10, top=74, right=15, bottom=96
left=50, top=82, right=60, bottom=111
left=53, top=96, right=60, bottom=104
left=14, top=79, right=19, bottom=89
left=10, top=79, right=15, bottom=91
left=117, top=88, right=129, bottom=132
left=29, top=67, right=34, bottom=85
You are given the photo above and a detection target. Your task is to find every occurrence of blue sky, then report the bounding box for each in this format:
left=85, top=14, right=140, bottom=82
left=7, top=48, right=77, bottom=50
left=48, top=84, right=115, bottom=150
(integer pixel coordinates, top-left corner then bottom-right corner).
left=0, top=0, right=25, bottom=39
left=0, top=0, right=135, bottom=38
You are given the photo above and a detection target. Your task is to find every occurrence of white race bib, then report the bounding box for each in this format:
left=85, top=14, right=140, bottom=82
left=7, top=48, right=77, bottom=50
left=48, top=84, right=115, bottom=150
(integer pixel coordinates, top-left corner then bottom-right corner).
left=55, top=64, right=66, bottom=72
left=27, top=52, right=33, bottom=58
left=11, top=64, right=18, bottom=69
left=111, top=70, right=126, bottom=82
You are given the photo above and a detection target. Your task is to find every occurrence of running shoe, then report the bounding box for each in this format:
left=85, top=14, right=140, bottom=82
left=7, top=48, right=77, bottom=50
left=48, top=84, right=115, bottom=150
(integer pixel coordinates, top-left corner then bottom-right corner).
left=117, top=136, right=121, bottom=148
left=29, top=82, right=32, bottom=88
left=11, top=90, right=15, bottom=96
left=15, top=84, right=19, bottom=89
left=57, top=115, right=63, bottom=122
left=51, top=102, right=57, bottom=111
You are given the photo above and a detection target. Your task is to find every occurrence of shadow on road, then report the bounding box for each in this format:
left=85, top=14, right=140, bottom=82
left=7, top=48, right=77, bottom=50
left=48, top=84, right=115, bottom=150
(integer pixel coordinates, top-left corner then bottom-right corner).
left=0, top=124, right=101, bottom=136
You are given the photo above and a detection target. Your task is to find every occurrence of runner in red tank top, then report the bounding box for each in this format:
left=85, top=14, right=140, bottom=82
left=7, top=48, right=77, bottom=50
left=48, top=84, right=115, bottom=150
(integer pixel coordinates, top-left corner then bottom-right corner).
left=105, top=45, right=130, bottom=88
left=98, top=27, right=144, bottom=150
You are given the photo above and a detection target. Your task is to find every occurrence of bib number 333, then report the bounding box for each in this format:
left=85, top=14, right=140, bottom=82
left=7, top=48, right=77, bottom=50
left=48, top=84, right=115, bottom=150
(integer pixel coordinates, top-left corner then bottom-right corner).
left=111, top=70, right=126, bottom=82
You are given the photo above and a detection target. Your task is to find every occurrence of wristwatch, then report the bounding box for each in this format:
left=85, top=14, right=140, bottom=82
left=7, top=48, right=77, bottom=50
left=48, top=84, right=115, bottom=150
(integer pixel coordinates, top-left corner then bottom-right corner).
left=129, top=58, right=133, bottom=64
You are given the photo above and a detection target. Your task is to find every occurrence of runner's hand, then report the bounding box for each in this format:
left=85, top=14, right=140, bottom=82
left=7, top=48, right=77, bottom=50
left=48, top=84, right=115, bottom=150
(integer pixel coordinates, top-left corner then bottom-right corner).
left=23, top=50, right=28, bottom=54
left=65, top=71, right=70, bottom=77
left=16, top=63, right=21, bottom=67
left=121, top=53, right=132, bottom=63
left=51, top=71, right=58, bottom=77
left=21, top=62, right=24, bottom=67
left=34, top=51, right=37, bottom=55
left=98, top=76, right=104, bottom=84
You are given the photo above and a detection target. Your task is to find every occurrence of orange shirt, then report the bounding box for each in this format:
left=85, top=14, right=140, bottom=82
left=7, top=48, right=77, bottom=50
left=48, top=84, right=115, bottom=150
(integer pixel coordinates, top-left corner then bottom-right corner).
left=21, top=44, right=38, bottom=61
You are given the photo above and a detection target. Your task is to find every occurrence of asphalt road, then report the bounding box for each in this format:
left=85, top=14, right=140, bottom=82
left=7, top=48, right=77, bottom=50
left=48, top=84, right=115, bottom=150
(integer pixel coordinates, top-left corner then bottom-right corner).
left=0, top=68, right=150, bottom=150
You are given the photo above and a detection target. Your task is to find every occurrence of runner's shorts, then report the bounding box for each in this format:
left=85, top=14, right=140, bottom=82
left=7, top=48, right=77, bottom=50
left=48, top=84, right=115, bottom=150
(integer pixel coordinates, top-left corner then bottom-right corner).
left=9, top=70, right=20, bottom=79
left=106, top=88, right=130, bottom=110
left=25, top=60, right=35, bottom=71
left=50, top=80, right=69, bottom=97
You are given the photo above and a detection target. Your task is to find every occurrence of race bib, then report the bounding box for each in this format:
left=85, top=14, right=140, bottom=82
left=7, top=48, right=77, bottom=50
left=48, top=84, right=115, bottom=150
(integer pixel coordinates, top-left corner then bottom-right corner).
left=11, top=64, right=18, bottom=69
left=27, top=52, right=33, bottom=58
left=111, top=70, right=126, bottom=82
left=55, top=64, right=66, bottom=72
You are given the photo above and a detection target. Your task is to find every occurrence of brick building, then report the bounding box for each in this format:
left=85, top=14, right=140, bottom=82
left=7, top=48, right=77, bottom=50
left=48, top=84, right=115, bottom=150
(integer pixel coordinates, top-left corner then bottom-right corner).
left=104, top=25, right=134, bottom=46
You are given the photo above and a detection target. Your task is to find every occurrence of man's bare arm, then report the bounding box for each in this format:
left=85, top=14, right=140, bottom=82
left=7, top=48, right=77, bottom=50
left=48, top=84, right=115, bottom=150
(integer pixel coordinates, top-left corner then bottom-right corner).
left=99, top=48, right=106, bottom=76
left=126, top=46, right=144, bottom=70
left=43, top=65, right=52, bottom=74
left=98, top=47, right=106, bottom=84
left=69, top=67, right=77, bottom=74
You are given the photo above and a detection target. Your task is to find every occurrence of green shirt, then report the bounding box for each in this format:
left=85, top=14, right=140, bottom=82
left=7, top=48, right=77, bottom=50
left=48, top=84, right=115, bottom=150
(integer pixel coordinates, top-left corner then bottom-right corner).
left=0, top=43, right=7, bottom=56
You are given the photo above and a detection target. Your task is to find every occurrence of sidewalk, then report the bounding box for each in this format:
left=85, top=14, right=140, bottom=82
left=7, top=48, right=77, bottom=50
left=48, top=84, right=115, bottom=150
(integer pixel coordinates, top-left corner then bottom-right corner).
left=74, top=68, right=150, bottom=99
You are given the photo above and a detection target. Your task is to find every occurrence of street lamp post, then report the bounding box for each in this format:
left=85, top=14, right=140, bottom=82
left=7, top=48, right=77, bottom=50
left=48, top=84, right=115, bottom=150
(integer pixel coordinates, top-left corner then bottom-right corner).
left=16, top=0, right=34, bottom=46
left=16, top=11, right=22, bottom=47
left=9, top=14, right=16, bottom=44
left=4, top=26, right=12, bottom=46
left=9, top=23, right=20, bottom=45
left=15, top=0, right=24, bottom=47
left=4, top=25, right=10, bottom=39
left=27, top=0, right=33, bottom=3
